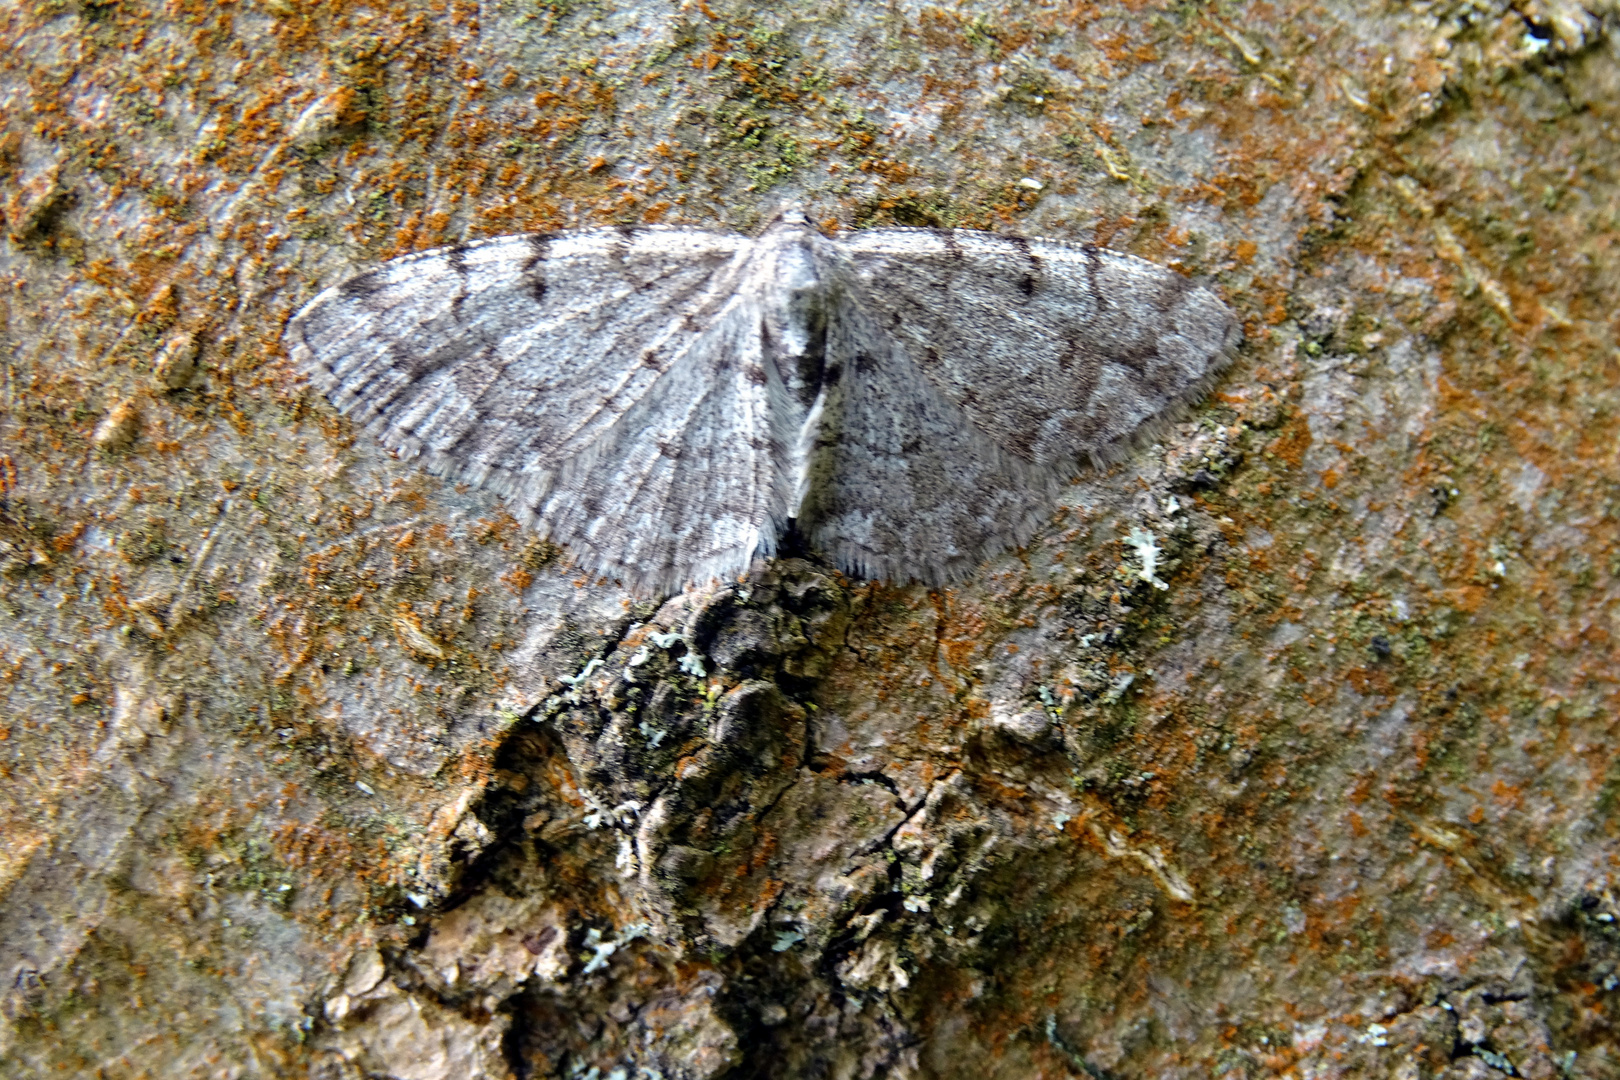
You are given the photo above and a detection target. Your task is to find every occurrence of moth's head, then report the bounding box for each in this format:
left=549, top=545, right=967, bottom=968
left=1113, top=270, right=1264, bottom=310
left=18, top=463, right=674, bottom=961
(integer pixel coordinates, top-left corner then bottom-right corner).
left=761, top=203, right=813, bottom=233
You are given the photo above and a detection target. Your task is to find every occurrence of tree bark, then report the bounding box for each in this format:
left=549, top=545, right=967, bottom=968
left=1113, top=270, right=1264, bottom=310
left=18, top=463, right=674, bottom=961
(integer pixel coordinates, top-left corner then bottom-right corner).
left=2, top=1, right=1619, bottom=1077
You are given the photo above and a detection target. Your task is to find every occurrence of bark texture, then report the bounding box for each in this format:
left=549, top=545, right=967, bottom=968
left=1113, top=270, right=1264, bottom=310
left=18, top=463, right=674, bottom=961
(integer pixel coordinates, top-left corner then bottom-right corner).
left=2, top=1, right=1619, bottom=1077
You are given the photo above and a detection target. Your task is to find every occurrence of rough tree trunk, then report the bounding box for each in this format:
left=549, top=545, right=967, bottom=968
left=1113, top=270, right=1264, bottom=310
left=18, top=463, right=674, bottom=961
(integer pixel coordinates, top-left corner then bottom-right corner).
left=2, top=1, right=1619, bottom=1077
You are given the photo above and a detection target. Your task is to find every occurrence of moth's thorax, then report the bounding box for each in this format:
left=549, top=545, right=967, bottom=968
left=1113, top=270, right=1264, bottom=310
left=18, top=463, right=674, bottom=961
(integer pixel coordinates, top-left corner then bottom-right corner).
left=760, top=230, right=831, bottom=406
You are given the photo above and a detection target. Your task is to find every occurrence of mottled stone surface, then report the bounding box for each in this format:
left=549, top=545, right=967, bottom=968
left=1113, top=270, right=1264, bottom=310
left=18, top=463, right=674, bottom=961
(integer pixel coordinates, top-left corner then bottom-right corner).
left=2, top=0, right=1619, bottom=1077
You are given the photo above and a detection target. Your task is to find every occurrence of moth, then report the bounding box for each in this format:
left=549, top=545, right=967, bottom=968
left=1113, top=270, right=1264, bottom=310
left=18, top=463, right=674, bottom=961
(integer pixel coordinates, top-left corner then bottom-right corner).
left=287, top=208, right=1239, bottom=591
